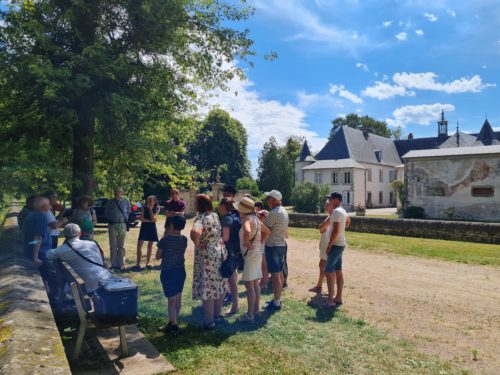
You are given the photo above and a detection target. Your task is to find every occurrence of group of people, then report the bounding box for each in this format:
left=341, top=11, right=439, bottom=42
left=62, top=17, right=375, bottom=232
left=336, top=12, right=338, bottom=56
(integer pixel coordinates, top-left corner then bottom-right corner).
left=19, top=184, right=349, bottom=333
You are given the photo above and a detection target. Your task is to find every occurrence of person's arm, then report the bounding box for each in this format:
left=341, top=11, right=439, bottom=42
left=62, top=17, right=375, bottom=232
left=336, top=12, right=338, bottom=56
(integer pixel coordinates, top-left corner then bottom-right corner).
left=46, top=247, right=59, bottom=260
left=346, top=215, right=351, bottom=228
left=327, top=212, right=341, bottom=254
left=260, top=223, right=271, bottom=244
left=190, top=217, right=203, bottom=248
left=222, top=227, right=231, bottom=243
left=242, top=219, right=252, bottom=249
left=139, top=207, right=146, bottom=222
left=155, top=244, right=164, bottom=260
left=319, top=215, right=331, bottom=233
left=32, top=235, right=43, bottom=266
left=150, top=207, right=158, bottom=222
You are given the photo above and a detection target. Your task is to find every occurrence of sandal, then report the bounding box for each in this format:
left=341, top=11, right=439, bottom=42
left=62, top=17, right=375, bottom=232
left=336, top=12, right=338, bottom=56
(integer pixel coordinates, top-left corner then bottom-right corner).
left=308, top=286, right=322, bottom=294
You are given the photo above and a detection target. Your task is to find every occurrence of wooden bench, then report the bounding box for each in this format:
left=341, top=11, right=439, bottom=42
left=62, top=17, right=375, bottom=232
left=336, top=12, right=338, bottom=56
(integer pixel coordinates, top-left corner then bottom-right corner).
left=59, top=261, right=137, bottom=360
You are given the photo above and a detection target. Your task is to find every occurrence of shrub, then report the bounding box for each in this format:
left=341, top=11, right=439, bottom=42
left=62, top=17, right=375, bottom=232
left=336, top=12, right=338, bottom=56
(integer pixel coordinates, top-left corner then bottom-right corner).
left=236, top=177, right=260, bottom=196
left=404, top=206, right=425, bottom=219
left=291, top=182, right=330, bottom=214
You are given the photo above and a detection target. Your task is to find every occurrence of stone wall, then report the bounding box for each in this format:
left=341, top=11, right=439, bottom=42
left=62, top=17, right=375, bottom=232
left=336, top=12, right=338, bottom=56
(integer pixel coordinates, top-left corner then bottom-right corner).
left=0, top=203, right=71, bottom=375
left=289, top=213, right=500, bottom=244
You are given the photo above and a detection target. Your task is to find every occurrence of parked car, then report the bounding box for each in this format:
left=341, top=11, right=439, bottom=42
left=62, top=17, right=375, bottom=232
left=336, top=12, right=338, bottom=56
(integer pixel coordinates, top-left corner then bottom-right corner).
left=93, top=198, right=142, bottom=227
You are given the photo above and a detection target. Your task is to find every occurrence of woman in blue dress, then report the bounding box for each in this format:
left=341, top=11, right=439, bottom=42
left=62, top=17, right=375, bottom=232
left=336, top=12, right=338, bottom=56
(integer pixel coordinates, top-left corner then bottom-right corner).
left=132, top=195, right=159, bottom=271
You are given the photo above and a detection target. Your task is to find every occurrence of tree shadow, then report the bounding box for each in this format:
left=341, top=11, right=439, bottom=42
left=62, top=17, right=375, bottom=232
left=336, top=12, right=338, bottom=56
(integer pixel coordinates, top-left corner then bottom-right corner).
left=305, top=293, right=340, bottom=323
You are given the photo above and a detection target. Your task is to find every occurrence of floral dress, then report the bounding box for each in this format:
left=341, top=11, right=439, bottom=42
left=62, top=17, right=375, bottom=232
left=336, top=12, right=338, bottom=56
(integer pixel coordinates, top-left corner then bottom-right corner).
left=192, top=212, right=228, bottom=301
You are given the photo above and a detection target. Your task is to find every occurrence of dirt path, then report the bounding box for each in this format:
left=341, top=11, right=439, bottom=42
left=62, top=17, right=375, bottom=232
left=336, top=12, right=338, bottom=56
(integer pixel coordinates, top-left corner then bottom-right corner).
left=284, top=236, right=500, bottom=375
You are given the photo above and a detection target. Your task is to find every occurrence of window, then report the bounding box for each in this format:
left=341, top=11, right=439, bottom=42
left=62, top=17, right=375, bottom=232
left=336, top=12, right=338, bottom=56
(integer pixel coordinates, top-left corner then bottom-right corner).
left=367, top=169, right=372, bottom=182
left=379, top=191, right=383, bottom=204
left=394, top=170, right=398, bottom=180
left=390, top=192, right=394, bottom=205
left=471, top=187, right=494, bottom=197
left=389, top=171, right=395, bottom=182
left=331, top=172, right=338, bottom=185
left=343, top=191, right=351, bottom=204
left=367, top=192, right=372, bottom=205
left=344, top=171, right=352, bottom=184
left=379, top=169, right=383, bottom=182
left=314, top=172, right=323, bottom=185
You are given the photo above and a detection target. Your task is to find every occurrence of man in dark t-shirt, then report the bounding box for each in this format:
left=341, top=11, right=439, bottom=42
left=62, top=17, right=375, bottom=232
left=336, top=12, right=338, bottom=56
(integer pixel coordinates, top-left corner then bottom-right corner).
left=164, top=188, right=186, bottom=235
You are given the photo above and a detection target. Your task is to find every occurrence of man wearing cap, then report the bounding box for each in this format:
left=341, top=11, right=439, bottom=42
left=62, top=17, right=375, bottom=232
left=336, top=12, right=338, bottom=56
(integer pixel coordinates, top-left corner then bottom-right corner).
left=47, top=224, right=112, bottom=292
left=324, top=192, right=349, bottom=308
left=263, top=190, right=289, bottom=311
left=105, top=188, right=131, bottom=270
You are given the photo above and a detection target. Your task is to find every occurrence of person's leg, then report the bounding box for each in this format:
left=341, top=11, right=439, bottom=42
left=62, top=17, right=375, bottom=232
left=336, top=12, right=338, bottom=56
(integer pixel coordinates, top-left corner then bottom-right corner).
left=325, top=271, right=336, bottom=304
left=145, top=241, right=154, bottom=267
left=176, top=293, right=182, bottom=317
left=271, top=272, right=282, bottom=302
left=318, top=259, right=326, bottom=286
left=283, top=243, right=288, bottom=288
left=136, top=240, right=144, bottom=267
left=334, top=271, right=344, bottom=304
left=324, top=246, right=343, bottom=305
left=254, top=280, right=261, bottom=315
left=108, top=225, right=118, bottom=267
left=167, top=296, right=177, bottom=325
left=227, top=271, right=239, bottom=313
left=214, top=294, right=224, bottom=319
left=244, top=281, right=255, bottom=318
left=203, top=298, right=215, bottom=324
left=260, top=256, right=269, bottom=288
left=117, top=224, right=127, bottom=269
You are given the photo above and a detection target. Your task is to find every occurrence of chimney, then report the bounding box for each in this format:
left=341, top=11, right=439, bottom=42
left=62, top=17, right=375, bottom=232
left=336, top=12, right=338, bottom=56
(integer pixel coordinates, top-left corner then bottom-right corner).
left=362, top=126, right=369, bottom=140
left=408, top=133, right=414, bottom=140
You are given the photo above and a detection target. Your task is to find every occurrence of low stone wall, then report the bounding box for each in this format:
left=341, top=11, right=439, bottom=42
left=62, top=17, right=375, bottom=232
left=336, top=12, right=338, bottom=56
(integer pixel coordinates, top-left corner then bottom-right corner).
left=0, top=203, right=71, bottom=375
left=289, top=213, right=500, bottom=244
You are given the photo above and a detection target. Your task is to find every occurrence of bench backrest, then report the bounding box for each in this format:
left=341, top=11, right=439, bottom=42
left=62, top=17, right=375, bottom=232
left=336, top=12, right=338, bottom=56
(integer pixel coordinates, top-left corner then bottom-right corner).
left=60, top=261, right=93, bottom=314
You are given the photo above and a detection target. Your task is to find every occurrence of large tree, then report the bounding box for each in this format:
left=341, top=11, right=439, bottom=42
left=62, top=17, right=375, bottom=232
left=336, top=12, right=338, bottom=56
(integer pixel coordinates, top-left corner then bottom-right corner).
left=188, top=109, right=250, bottom=186
left=257, top=137, right=294, bottom=204
left=329, top=113, right=398, bottom=139
left=0, top=0, right=254, bottom=200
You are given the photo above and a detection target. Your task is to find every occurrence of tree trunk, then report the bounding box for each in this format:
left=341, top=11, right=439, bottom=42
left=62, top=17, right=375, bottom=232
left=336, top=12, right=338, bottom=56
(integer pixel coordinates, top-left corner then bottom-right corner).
left=72, top=99, right=95, bottom=204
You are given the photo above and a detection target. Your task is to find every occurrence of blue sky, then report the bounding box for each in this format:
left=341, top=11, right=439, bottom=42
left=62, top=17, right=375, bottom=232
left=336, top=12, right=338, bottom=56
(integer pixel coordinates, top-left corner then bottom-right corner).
left=208, top=0, right=500, bottom=172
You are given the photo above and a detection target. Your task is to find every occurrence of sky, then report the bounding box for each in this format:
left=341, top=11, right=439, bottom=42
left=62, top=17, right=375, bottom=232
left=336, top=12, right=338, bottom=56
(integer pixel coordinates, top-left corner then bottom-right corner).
left=207, top=0, right=500, bottom=173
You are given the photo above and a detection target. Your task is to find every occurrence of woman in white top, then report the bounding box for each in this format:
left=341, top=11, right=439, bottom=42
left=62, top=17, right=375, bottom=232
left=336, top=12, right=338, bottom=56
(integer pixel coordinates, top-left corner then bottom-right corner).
left=234, top=197, right=270, bottom=323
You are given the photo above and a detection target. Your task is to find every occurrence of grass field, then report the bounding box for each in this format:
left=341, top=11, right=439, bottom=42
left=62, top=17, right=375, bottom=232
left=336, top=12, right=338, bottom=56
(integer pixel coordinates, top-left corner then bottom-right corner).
left=288, top=227, right=500, bottom=266
left=91, top=225, right=466, bottom=375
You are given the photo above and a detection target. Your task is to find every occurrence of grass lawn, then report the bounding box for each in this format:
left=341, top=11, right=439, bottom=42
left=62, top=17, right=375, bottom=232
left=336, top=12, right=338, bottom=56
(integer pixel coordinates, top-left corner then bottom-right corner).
left=288, top=227, right=500, bottom=266
left=92, top=225, right=463, bottom=375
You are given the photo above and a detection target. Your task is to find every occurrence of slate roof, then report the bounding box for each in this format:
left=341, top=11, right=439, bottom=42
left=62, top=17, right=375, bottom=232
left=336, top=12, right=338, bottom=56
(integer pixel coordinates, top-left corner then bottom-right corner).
left=314, top=126, right=402, bottom=166
left=439, top=131, right=477, bottom=148
left=394, top=137, right=445, bottom=159
left=403, top=145, right=500, bottom=159
left=476, top=119, right=495, bottom=145
left=297, top=141, right=314, bottom=162
left=302, top=159, right=366, bottom=170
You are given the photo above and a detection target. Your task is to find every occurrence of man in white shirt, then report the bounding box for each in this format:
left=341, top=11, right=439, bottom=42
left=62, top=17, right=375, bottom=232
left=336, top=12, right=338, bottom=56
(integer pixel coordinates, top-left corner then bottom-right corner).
left=47, top=224, right=112, bottom=292
left=324, top=192, right=350, bottom=308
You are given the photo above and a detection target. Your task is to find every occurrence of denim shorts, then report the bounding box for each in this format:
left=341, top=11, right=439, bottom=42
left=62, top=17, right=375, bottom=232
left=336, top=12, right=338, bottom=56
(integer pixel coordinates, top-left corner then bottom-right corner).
left=265, top=245, right=286, bottom=273
left=324, top=245, right=345, bottom=273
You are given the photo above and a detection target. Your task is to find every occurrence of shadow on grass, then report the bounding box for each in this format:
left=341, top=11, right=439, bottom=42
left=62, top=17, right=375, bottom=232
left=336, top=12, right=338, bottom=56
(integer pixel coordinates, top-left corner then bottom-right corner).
left=305, top=293, right=340, bottom=323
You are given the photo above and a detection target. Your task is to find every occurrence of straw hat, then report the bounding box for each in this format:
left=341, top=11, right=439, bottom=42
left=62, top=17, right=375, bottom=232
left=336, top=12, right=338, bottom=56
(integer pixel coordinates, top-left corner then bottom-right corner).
left=233, top=197, right=255, bottom=214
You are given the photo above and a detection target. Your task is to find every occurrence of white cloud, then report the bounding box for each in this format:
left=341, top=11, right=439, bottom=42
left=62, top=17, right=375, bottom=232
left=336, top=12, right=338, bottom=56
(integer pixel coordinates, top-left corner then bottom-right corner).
left=396, top=32, right=408, bottom=41
left=424, top=12, right=438, bottom=22
left=383, top=20, right=393, bottom=27
left=329, top=84, right=363, bottom=104
left=383, top=74, right=389, bottom=81
left=296, top=90, right=343, bottom=110
left=356, top=62, right=369, bottom=72
left=393, top=72, right=496, bottom=93
left=253, top=0, right=369, bottom=55
left=447, top=9, right=456, bottom=17
left=362, top=81, right=415, bottom=100
left=415, top=29, right=424, bottom=35
left=387, top=103, right=455, bottom=128
left=205, top=74, right=327, bottom=168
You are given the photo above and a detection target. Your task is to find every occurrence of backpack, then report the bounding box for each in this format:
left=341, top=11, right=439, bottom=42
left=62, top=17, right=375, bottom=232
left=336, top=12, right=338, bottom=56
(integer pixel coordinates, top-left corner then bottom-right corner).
left=230, top=211, right=242, bottom=255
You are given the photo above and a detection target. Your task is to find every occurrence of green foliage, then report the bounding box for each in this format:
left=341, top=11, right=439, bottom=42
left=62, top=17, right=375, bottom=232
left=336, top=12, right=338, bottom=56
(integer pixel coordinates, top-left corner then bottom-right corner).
left=330, top=113, right=398, bottom=139
left=188, top=109, right=250, bottom=186
left=291, top=182, right=329, bottom=214
left=390, top=179, right=405, bottom=207
left=236, top=176, right=260, bottom=196
left=257, top=137, right=294, bottom=204
left=404, top=206, right=426, bottom=219
left=0, top=0, right=255, bottom=199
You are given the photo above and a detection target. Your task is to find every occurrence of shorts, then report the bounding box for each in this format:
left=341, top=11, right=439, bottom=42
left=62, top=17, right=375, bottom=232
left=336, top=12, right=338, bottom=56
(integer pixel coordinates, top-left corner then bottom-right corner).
left=265, top=245, right=286, bottom=273
left=324, top=245, right=345, bottom=273
left=161, top=267, right=186, bottom=298
left=242, top=254, right=262, bottom=281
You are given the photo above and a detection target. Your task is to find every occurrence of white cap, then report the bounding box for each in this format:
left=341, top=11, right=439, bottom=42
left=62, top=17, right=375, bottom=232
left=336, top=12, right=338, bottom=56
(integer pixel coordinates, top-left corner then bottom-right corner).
left=63, top=223, right=81, bottom=239
left=264, top=190, right=282, bottom=201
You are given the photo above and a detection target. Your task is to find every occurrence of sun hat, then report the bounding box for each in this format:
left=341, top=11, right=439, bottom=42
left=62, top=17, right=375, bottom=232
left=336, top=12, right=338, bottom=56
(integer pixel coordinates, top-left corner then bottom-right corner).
left=233, top=197, right=255, bottom=214
left=63, top=223, right=81, bottom=239
left=264, top=190, right=282, bottom=201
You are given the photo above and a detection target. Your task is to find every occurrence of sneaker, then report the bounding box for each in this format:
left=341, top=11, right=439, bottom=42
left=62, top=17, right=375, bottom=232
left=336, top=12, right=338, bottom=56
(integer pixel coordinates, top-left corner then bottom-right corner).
left=265, top=301, right=282, bottom=311
left=236, top=313, right=254, bottom=323
left=145, top=265, right=153, bottom=270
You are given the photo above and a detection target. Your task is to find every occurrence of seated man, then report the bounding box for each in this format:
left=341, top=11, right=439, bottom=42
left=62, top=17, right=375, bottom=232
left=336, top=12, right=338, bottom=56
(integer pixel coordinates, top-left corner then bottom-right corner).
left=47, top=224, right=112, bottom=292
